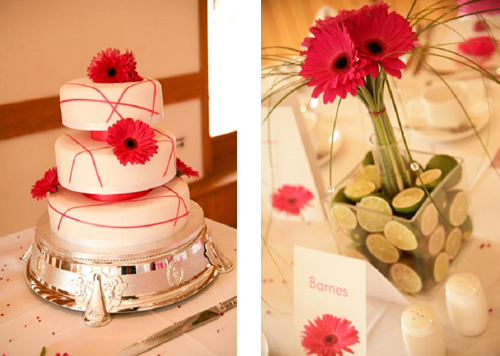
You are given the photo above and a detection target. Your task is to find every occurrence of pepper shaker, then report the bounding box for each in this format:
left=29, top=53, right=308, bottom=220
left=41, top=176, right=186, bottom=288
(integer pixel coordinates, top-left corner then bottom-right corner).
left=401, top=304, right=446, bottom=356
left=446, top=273, right=488, bottom=336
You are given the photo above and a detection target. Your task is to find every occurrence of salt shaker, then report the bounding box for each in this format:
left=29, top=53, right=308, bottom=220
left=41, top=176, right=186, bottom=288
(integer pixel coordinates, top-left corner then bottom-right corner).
left=446, top=273, right=488, bottom=336
left=401, top=304, right=446, bottom=356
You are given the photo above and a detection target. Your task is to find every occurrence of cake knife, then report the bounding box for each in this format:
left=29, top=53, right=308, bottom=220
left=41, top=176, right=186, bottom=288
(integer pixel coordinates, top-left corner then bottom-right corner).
left=118, top=296, right=237, bottom=356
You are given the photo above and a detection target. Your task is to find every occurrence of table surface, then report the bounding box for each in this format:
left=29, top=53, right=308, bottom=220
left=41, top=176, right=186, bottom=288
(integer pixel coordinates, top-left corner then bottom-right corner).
left=262, top=58, right=500, bottom=354
left=0, top=219, right=237, bottom=356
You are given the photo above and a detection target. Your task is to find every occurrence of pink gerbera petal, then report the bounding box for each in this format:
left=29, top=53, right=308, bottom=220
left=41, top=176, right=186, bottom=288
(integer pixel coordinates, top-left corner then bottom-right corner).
left=87, top=48, right=142, bottom=83
left=31, top=167, right=59, bottom=200
left=271, top=185, right=314, bottom=216
left=344, top=4, right=417, bottom=78
left=458, top=36, right=496, bottom=57
left=301, top=314, right=360, bottom=356
left=300, top=21, right=367, bottom=103
left=176, top=158, right=200, bottom=179
left=107, top=118, right=158, bottom=166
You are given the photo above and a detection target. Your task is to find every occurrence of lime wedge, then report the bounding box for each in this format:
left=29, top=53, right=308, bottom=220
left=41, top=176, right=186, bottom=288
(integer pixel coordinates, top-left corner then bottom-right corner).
left=392, top=188, right=425, bottom=214
left=344, top=181, right=376, bottom=202
left=384, top=220, right=418, bottom=251
left=415, top=169, right=443, bottom=191
left=419, top=203, right=439, bottom=236
left=428, top=224, right=445, bottom=257
left=445, top=227, right=463, bottom=260
left=332, top=204, right=357, bottom=232
left=357, top=196, right=393, bottom=232
left=390, top=263, right=423, bottom=293
left=426, top=154, right=458, bottom=177
left=460, top=216, right=473, bottom=240
left=363, top=151, right=374, bottom=166
left=343, top=249, right=369, bottom=261
left=355, top=165, right=381, bottom=190
left=332, top=187, right=349, bottom=204
left=433, top=252, right=450, bottom=282
left=350, top=227, right=368, bottom=244
left=448, top=190, right=469, bottom=227
left=366, top=233, right=401, bottom=263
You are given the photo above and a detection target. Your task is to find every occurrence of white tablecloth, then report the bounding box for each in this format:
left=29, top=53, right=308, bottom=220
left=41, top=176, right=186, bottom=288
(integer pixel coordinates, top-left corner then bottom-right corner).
left=261, top=71, right=500, bottom=355
left=0, top=219, right=237, bottom=356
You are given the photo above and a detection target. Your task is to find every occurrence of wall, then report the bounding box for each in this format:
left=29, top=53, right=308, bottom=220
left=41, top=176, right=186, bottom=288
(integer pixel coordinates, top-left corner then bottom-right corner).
left=0, top=0, right=204, bottom=236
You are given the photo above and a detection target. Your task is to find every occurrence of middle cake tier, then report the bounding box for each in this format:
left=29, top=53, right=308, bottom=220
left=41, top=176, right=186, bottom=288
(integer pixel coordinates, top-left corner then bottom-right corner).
left=55, top=127, right=176, bottom=194
left=47, top=177, right=190, bottom=247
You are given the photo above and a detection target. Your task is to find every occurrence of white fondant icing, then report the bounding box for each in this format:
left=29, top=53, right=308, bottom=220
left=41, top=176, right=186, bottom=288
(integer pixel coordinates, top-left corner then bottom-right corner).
left=47, top=177, right=190, bottom=247
left=60, top=77, right=163, bottom=130
left=55, top=128, right=177, bottom=194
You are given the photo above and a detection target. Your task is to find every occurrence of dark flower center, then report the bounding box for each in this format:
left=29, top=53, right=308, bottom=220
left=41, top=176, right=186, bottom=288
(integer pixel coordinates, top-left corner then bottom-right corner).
left=288, top=197, right=297, bottom=204
left=331, top=52, right=350, bottom=73
left=123, top=137, right=138, bottom=150
left=107, top=68, right=117, bottom=77
left=323, top=333, right=338, bottom=345
left=368, top=41, right=383, bottom=55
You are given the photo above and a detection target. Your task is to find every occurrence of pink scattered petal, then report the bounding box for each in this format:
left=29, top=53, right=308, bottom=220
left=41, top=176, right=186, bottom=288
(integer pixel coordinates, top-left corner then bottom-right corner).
left=217, top=329, right=220, bottom=333
left=480, top=243, right=485, bottom=249
left=269, top=278, right=274, bottom=283
left=487, top=243, right=491, bottom=248
left=177, top=305, right=181, bottom=309
left=489, top=308, right=493, bottom=313
left=262, top=279, right=267, bottom=283
left=266, top=310, right=271, bottom=315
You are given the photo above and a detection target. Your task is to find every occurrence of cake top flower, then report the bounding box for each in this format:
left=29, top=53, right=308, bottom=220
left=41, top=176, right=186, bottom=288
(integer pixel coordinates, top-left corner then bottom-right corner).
left=87, top=48, right=142, bottom=83
left=176, top=158, right=200, bottom=179
left=107, top=118, right=158, bottom=166
left=31, top=167, right=59, bottom=200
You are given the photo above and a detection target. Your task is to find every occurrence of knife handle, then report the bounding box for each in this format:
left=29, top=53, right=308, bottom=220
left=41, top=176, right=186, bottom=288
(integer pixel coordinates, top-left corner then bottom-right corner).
left=218, top=296, right=237, bottom=312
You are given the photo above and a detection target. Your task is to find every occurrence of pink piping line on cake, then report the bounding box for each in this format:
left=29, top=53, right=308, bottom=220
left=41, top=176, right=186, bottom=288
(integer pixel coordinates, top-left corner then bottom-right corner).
left=65, top=134, right=104, bottom=187
left=153, top=129, right=175, bottom=177
left=48, top=184, right=188, bottom=230
left=60, top=77, right=159, bottom=123
left=160, top=185, right=188, bottom=227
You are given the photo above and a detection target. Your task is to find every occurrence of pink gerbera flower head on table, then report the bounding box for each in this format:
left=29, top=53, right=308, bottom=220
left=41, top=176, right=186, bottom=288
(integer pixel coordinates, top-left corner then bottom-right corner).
left=31, top=167, right=59, bottom=200
left=176, top=158, right=200, bottom=179
left=87, top=48, right=142, bottom=83
left=271, top=184, right=314, bottom=216
left=107, top=118, right=158, bottom=166
left=344, top=4, right=418, bottom=79
left=301, top=314, right=360, bottom=356
left=300, top=21, right=367, bottom=103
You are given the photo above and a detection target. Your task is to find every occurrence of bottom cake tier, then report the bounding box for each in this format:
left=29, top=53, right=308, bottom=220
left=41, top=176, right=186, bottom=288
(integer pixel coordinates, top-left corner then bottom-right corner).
left=24, top=202, right=233, bottom=326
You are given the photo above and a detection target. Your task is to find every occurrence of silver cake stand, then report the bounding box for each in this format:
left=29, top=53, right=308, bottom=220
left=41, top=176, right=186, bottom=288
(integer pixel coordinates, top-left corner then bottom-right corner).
left=23, top=202, right=233, bottom=327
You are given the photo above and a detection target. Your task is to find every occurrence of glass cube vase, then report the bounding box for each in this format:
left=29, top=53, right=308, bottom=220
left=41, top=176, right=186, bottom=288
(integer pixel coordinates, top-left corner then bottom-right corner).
left=326, top=150, right=472, bottom=299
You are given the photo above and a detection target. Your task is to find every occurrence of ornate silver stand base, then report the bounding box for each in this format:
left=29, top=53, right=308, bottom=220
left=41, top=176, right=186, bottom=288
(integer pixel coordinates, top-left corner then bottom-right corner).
left=24, top=202, right=232, bottom=327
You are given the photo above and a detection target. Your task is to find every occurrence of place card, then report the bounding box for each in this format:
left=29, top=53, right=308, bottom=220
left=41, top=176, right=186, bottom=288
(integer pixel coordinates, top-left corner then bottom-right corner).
left=294, top=246, right=409, bottom=356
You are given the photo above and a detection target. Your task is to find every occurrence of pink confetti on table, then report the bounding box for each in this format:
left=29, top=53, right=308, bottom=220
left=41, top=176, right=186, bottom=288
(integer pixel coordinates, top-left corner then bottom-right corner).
left=480, top=243, right=485, bottom=249
left=266, top=310, right=271, bottom=315
left=217, top=329, right=220, bottom=333
left=489, top=308, right=493, bottom=313
left=219, top=313, right=224, bottom=316
left=52, top=332, right=56, bottom=335
left=6, top=304, right=10, bottom=307
left=487, top=243, right=491, bottom=248
left=1, top=313, right=4, bottom=316
left=177, top=305, right=181, bottom=308
left=269, top=278, right=274, bottom=283
left=262, top=278, right=267, bottom=283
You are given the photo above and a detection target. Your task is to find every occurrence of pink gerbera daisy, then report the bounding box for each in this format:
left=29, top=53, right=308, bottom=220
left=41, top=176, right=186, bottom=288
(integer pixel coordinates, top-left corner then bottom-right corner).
left=301, top=314, right=360, bottom=356
left=31, top=167, right=59, bottom=200
left=107, top=118, right=158, bottom=166
left=271, top=184, right=313, bottom=216
left=87, top=48, right=142, bottom=83
left=300, top=21, right=367, bottom=103
left=176, top=158, right=200, bottom=179
left=345, top=4, right=417, bottom=79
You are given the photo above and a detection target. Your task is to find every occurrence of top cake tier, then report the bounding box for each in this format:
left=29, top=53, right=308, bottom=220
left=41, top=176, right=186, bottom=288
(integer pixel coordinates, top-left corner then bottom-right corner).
left=60, top=77, right=163, bottom=131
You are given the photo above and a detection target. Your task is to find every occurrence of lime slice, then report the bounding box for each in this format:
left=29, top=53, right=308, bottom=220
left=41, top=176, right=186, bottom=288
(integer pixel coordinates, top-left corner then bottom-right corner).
left=426, top=154, right=458, bottom=177
left=448, top=190, right=469, bottom=227
left=350, top=227, right=368, bottom=244
left=357, top=196, right=392, bottom=232
left=344, top=181, right=376, bottom=202
left=428, top=224, right=445, bottom=257
left=445, top=227, right=463, bottom=260
left=366, top=233, right=401, bottom=263
left=384, top=220, right=418, bottom=251
left=355, top=165, right=381, bottom=190
left=363, top=151, right=374, bottom=166
left=419, top=203, right=439, bottom=236
left=343, top=249, right=369, bottom=261
left=392, top=188, right=425, bottom=214
left=390, top=263, right=423, bottom=293
left=460, top=216, right=473, bottom=240
left=332, top=204, right=357, bottom=233
left=415, top=169, right=443, bottom=190
left=433, top=252, right=450, bottom=282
